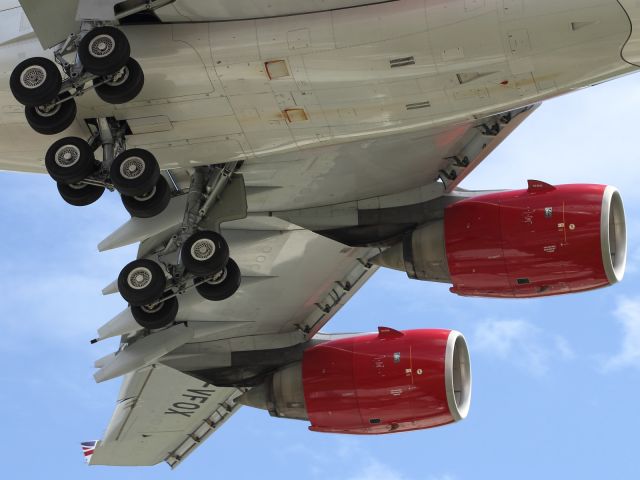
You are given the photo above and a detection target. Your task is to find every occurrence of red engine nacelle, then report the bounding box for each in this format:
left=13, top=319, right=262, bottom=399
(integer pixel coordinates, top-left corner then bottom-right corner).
left=239, top=328, right=471, bottom=435
left=373, top=181, right=627, bottom=298
left=303, top=328, right=471, bottom=434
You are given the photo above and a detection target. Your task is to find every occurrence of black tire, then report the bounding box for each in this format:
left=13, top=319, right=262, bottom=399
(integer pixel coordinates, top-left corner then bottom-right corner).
left=181, top=230, right=229, bottom=276
left=57, top=182, right=104, bottom=206
left=10, top=57, right=62, bottom=107
left=131, top=296, right=178, bottom=330
left=121, top=176, right=171, bottom=218
left=25, top=97, right=77, bottom=135
left=45, top=137, right=96, bottom=184
left=117, top=258, right=166, bottom=306
left=78, top=26, right=130, bottom=76
left=195, top=258, right=241, bottom=301
left=95, top=57, right=144, bottom=104
left=110, top=148, right=160, bottom=196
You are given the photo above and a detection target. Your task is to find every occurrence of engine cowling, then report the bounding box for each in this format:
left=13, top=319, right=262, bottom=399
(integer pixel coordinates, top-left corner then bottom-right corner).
left=238, top=328, right=471, bottom=434
left=373, top=181, right=627, bottom=298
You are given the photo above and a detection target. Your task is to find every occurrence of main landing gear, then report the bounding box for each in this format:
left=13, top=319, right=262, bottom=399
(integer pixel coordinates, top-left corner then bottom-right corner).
left=11, top=24, right=163, bottom=214
left=117, top=164, right=243, bottom=329
left=10, top=25, right=143, bottom=135
left=44, top=117, right=171, bottom=217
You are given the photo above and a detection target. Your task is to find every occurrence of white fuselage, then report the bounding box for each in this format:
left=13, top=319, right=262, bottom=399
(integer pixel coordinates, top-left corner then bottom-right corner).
left=0, top=0, right=636, bottom=210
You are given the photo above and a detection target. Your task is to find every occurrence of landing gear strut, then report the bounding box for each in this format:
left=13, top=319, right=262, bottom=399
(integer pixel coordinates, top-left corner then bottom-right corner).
left=117, top=163, right=245, bottom=329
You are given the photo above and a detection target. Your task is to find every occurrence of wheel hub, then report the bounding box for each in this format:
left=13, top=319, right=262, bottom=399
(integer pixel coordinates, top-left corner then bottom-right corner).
left=89, top=34, right=115, bottom=58
left=206, top=268, right=227, bottom=285
left=127, top=267, right=152, bottom=289
left=133, top=186, right=156, bottom=202
left=35, top=102, right=61, bottom=118
left=141, top=301, right=164, bottom=314
left=54, top=145, right=81, bottom=168
left=191, top=239, right=216, bottom=261
left=120, top=156, right=146, bottom=179
left=106, top=66, right=130, bottom=87
left=20, top=65, right=47, bottom=89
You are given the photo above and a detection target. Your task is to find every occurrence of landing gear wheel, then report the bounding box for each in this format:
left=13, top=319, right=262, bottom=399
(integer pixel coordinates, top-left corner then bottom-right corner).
left=95, top=57, right=144, bottom=104
left=10, top=57, right=62, bottom=106
left=131, top=296, right=178, bottom=330
left=110, top=148, right=160, bottom=197
left=121, top=176, right=171, bottom=218
left=195, top=258, right=241, bottom=301
left=45, top=137, right=96, bottom=184
left=57, top=182, right=104, bottom=206
left=78, top=26, right=130, bottom=76
left=25, top=97, right=77, bottom=135
left=118, top=259, right=166, bottom=306
left=181, top=230, right=229, bottom=276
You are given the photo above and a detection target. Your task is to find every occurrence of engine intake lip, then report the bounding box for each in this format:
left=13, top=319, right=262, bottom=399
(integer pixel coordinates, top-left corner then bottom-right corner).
left=444, top=331, right=472, bottom=422
left=601, top=186, right=627, bottom=285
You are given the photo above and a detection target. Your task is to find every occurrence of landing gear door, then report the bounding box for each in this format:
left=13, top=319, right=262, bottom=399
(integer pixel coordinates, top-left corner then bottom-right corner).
left=19, top=0, right=81, bottom=49
left=200, top=174, right=248, bottom=230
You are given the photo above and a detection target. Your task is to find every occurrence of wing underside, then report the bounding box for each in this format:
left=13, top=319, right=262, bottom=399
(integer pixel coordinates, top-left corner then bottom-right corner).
left=89, top=363, right=243, bottom=468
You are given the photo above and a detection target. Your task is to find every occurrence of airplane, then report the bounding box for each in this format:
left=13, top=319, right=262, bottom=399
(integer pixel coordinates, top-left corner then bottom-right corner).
left=0, top=0, right=631, bottom=468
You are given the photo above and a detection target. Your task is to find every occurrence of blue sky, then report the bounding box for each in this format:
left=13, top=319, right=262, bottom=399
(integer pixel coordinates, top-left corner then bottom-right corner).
left=0, top=73, right=639, bottom=480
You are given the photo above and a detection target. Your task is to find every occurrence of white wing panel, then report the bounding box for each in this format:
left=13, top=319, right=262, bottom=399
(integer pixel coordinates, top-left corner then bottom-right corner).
left=90, top=364, right=243, bottom=467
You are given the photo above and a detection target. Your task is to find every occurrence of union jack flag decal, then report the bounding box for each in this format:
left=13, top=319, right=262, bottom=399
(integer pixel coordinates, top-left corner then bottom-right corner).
left=81, top=441, right=98, bottom=464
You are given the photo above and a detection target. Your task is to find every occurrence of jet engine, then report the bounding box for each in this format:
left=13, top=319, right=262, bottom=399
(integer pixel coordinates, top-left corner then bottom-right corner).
left=238, top=328, right=471, bottom=434
left=372, top=181, right=627, bottom=298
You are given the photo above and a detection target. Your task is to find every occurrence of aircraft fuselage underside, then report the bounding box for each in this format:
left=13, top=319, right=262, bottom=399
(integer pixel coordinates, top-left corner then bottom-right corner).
left=0, top=0, right=636, bottom=213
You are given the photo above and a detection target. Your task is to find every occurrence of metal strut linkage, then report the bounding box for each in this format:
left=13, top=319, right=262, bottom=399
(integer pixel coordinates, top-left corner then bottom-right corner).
left=154, top=162, right=240, bottom=295
left=50, top=22, right=113, bottom=106
left=76, top=117, right=127, bottom=191
left=181, top=162, right=240, bottom=237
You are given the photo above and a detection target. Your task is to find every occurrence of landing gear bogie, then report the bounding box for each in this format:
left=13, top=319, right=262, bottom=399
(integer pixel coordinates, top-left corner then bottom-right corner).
left=10, top=24, right=145, bottom=135
left=114, top=162, right=241, bottom=320
left=40, top=116, right=173, bottom=217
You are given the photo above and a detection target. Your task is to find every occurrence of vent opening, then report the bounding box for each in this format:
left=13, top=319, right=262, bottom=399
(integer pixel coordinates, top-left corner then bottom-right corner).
left=406, top=101, right=431, bottom=110
left=390, top=56, right=415, bottom=68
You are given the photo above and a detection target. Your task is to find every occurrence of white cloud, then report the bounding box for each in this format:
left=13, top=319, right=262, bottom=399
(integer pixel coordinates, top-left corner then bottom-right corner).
left=602, top=297, right=640, bottom=371
left=472, top=319, right=573, bottom=376
left=278, top=436, right=452, bottom=480
left=347, top=460, right=405, bottom=480
left=346, top=459, right=454, bottom=480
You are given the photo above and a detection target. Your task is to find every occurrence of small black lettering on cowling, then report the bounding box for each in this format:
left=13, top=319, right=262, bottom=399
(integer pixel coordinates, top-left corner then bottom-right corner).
left=164, top=383, right=215, bottom=417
